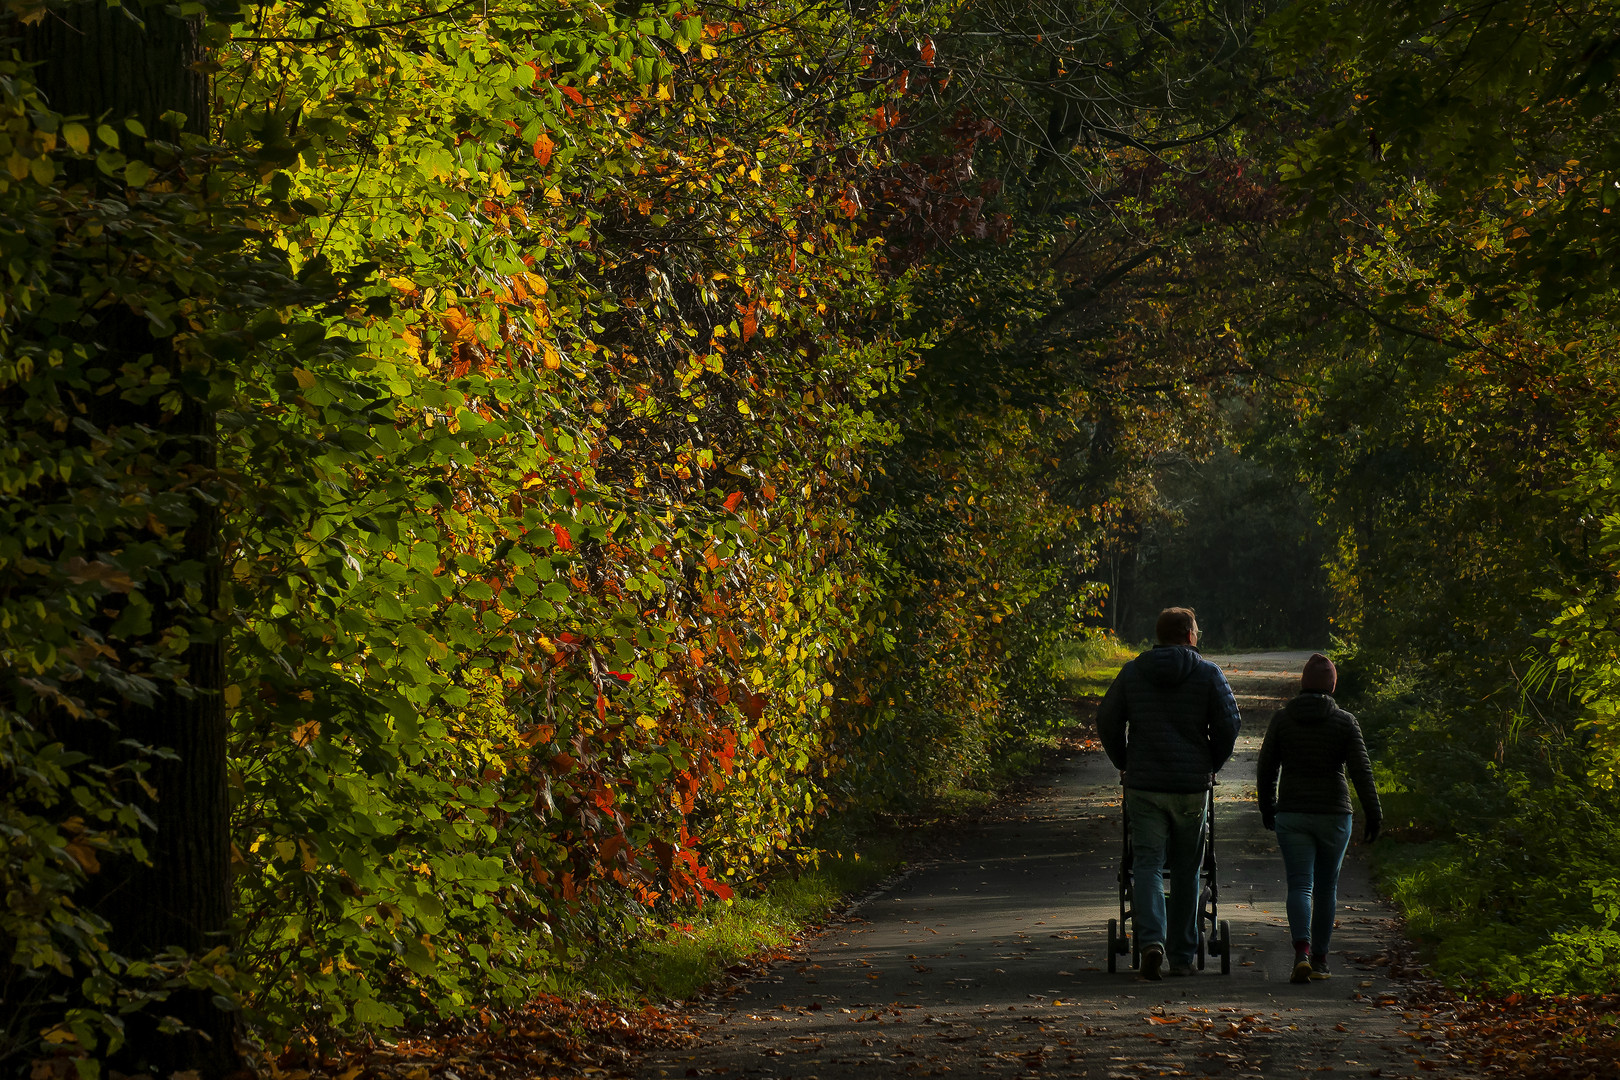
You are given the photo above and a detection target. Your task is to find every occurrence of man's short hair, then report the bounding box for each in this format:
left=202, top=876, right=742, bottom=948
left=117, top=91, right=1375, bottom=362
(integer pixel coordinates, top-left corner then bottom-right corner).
left=1156, top=607, right=1199, bottom=644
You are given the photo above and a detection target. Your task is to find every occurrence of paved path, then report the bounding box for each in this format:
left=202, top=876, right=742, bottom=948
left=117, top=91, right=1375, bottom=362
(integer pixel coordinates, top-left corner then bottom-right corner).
left=638, top=652, right=1457, bottom=1080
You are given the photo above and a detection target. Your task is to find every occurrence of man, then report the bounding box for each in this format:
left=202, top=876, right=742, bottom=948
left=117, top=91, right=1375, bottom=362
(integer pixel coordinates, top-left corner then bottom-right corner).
left=1097, top=607, right=1241, bottom=980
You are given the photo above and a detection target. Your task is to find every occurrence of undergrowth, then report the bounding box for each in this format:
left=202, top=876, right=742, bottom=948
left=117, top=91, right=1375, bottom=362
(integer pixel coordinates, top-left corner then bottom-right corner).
left=1349, top=662, right=1620, bottom=995
left=1053, top=635, right=1137, bottom=698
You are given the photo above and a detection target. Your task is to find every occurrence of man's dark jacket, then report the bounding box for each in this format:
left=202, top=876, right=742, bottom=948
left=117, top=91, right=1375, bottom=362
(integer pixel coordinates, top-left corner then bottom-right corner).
left=1257, top=693, right=1381, bottom=825
left=1097, top=646, right=1242, bottom=793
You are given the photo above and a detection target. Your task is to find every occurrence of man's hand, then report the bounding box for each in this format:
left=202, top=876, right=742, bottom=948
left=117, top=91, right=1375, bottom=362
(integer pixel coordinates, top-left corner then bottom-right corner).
left=1363, top=819, right=1381, bottom=844
left=1261, top=812, right=1275, bottom=832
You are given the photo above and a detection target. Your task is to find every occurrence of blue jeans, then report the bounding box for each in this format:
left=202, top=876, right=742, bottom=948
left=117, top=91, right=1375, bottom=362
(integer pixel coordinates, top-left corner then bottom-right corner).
left=1274, top=812, right=1353, bottom=953
left=1126, top=789, right=1207, bottom=966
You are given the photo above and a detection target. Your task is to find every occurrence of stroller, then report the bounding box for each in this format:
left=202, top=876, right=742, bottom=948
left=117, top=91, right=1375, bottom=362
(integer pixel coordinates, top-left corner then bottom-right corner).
left=1105, top=785, right=1232, bottom=974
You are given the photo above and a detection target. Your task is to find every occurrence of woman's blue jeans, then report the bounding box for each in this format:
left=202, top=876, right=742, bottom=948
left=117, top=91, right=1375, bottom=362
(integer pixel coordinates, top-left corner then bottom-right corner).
left=1273, top=811, right=1353, bottom=953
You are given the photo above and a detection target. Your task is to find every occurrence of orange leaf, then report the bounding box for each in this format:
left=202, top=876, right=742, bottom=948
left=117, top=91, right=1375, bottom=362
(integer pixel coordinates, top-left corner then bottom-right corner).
left=533, top=132, right=554, bottom=165
left=65, top=840, right=100, bottom=874
left=1147, top=1015, right=1182, bottom=1025
left=724, top=491, right=744, bottom=511
left=552, top=524, right=574, bottom=551
left=559, top=85, right=584, bottom=105
left=920, top=35, right=936, bottom=65
left=596, top=693, right=607, bottom=721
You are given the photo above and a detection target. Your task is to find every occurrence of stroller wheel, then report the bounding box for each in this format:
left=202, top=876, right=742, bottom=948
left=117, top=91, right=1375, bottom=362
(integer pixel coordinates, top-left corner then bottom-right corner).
left=1218, top=920, right=1232, bottom=975
left=1107, top=919, right=1118, bottom=973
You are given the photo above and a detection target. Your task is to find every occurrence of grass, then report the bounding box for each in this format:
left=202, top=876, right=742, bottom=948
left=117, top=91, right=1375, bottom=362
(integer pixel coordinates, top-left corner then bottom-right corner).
left=1052, top=634, right=1137, bottom=698
left=573, top=835, right=906, bottom=1005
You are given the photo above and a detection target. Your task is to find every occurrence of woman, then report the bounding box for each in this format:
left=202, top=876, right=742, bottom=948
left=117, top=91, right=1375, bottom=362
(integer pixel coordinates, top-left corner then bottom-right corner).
left=1257, top=653, right=1381, bottom=984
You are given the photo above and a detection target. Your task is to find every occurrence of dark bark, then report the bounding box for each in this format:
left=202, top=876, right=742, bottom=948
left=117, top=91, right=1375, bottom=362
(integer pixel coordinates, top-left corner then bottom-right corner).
left=24, top=2, right=208, bottom=135
left=23, top=4, right=239, bottom=1075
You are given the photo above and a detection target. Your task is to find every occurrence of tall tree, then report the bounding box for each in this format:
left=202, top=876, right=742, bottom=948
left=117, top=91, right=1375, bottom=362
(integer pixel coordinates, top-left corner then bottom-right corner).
left=19, top=2, right=238, bottom=1073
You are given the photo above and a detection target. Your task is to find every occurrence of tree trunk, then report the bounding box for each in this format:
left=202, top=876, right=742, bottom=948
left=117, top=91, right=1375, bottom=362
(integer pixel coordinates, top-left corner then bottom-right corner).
left=23, top=5, right=239, bottom=1075
left=25, top=3, right=208, bottom=135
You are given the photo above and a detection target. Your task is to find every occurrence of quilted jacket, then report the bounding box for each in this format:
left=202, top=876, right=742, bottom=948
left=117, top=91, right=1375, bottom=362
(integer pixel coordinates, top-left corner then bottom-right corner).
left=1257, top=693, right=1381, bottom=824
left=1096, top=645, right=1242, bottom=793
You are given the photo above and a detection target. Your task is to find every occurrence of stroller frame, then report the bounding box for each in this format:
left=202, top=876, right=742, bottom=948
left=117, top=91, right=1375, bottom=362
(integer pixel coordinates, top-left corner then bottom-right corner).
left=1105, top=785, right=1232, bottom=974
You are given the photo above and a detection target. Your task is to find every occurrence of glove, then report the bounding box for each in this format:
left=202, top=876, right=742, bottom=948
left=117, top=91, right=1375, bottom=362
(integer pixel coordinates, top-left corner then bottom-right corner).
left=1363, top=819, right=1381, bottom=844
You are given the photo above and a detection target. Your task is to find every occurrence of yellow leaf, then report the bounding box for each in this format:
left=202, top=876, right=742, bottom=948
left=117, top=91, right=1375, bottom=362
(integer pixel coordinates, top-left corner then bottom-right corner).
left=5, top=153, right=28, bottom=181
left=293, top=368, right=316, bottom=389
left=62, top=122, right=90, bottom=154
left=223, top=684, right=242, bottom=708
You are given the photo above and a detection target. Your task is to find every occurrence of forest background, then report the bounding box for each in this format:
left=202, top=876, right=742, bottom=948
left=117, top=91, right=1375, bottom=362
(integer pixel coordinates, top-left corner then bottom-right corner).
left=4, top=0, right=1620, bottom=1076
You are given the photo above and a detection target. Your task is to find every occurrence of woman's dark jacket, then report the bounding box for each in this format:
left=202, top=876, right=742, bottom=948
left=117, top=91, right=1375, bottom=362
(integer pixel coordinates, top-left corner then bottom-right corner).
left=1257, top=693, right=1381, bottom=826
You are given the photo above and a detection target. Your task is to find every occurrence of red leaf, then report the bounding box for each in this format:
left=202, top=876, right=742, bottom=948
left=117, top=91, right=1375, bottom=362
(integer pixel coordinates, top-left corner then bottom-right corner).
left=559, top=85, right=584, bottom=105
left=533, top=132, right=554, bottom=165
left=723, top=491, right=744, bottom=511
left=596, top=693, right=607, bottom=721
left=552, top=524, right=574, bottom=550
left=920, top=35, right=936, bottom=65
